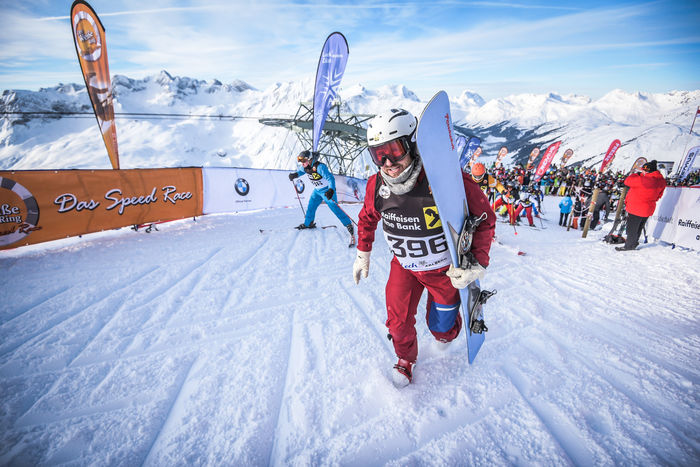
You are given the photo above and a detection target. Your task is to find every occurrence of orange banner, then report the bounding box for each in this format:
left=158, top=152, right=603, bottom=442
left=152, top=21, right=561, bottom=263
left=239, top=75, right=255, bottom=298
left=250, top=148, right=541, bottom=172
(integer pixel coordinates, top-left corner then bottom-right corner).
left=0, top=168, right=203, bottom=250
left=495, top=146, right=508, bottom=168
left=71, top=0, right=120, bottom=169
left=526, top=147, right=540, bottom=169
left=561, top=148, right=574, bottom=166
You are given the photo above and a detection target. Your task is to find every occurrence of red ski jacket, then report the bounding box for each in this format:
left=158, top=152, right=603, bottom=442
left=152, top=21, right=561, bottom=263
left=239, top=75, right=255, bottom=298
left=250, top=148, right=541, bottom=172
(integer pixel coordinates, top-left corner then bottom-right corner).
left=624, top=170, right=666, bottom=217
left=357, top=169, right=496, bottom=268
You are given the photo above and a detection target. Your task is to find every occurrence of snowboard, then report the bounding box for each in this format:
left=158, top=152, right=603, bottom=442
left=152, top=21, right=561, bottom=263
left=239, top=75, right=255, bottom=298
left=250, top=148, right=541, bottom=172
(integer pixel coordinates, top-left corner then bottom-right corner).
left=416, top=91, right=489, bottom=364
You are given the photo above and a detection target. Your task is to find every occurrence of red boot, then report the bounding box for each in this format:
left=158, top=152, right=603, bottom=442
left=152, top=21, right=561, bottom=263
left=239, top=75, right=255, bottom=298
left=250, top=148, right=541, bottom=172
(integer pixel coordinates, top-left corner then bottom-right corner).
left=392, top=358, right=414, bottom=387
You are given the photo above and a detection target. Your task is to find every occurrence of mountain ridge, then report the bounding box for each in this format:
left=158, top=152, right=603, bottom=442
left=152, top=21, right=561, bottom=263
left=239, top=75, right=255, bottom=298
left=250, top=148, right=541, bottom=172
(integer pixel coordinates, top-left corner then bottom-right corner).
left=1, top=71, right=698, bottom=176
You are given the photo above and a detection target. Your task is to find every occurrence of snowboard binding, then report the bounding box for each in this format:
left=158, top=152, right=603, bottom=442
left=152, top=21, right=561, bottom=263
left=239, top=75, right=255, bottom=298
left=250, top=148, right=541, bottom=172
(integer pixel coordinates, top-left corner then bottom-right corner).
left=457, top=212, right=488, bottom=269
left=468, top=288, right=496, bottom=335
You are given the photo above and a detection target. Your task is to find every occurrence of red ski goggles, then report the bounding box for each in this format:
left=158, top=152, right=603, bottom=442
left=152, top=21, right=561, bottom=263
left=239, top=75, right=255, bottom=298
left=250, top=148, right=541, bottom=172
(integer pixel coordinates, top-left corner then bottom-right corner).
left=368, top=138, right=410, bottom=167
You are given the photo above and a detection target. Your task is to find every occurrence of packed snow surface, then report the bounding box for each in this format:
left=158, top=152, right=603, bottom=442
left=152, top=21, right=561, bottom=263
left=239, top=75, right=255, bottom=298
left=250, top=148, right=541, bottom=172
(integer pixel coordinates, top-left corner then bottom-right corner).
left=1, top=197, right=698, bottom=465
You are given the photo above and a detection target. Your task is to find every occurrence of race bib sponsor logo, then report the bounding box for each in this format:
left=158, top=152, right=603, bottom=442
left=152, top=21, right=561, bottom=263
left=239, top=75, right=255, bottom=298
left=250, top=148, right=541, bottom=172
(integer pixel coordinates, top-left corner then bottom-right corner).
left=423, top=206, right=442, bottom=229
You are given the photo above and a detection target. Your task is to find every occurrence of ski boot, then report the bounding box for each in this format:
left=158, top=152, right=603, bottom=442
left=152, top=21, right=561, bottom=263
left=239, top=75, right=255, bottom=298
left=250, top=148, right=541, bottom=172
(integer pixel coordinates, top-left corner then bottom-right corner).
left=295, top=221, right=316, bottom=230
left=346, top=224, right=355, bottom=248
left=392, top=358, right=414, bottom=388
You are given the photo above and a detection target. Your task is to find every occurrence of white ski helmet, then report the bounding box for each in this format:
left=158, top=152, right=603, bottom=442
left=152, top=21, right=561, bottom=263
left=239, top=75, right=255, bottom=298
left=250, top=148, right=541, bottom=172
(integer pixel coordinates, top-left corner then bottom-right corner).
left=366, top=108, right=417, bottom=147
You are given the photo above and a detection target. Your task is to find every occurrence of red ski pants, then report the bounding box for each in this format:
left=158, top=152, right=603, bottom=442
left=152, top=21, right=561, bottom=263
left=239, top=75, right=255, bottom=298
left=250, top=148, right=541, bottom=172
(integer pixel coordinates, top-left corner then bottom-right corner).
left=514, top=204, right=534, bottom=226
left=385, top=257, right=462, bottom=362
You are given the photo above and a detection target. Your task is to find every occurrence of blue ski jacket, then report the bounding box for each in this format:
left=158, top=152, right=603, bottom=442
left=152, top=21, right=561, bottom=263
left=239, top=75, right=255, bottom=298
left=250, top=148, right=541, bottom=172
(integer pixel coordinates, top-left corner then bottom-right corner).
left=295, top=162, right=336, bottom=195
left=559, top=196, right=573, bottom=214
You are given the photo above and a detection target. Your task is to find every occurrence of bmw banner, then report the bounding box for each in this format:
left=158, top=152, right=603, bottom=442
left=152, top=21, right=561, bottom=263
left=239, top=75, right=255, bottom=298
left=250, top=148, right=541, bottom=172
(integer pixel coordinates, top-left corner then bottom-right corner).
left=463, top=136, right=481, bottom=170
left=455, top=135, right=467, bottom=164
left=312, top=32, right=349, bottom=152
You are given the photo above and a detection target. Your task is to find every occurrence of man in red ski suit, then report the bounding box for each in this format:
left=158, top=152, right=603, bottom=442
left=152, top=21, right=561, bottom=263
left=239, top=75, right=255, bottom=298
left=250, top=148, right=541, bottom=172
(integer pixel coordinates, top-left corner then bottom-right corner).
left=352, top=108, right=495, bottom=387
left=617, top=159, right=666, bottom=251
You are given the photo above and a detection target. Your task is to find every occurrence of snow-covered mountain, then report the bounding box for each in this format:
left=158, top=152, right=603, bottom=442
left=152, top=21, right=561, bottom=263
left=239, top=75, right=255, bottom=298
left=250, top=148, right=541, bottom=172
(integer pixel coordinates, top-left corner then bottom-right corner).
left=1, top=70, right=698, bottom=176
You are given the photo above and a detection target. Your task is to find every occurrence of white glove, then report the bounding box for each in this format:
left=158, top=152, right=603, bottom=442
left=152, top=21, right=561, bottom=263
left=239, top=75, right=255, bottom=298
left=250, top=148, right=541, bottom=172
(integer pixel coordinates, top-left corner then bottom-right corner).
left=353, top=250, right=371, bottom=284
left=446, top=264, right=486, bottom=289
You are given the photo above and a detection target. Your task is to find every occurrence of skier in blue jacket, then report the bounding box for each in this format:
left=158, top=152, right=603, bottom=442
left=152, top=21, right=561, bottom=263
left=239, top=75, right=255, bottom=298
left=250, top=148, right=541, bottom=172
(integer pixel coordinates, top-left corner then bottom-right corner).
left=289, top=150, right=354, bottom=238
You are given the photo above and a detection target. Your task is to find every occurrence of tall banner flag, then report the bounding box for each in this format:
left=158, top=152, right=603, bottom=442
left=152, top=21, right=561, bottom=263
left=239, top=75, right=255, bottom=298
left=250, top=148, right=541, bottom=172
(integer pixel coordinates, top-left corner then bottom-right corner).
left=456, top=135, right=467, bottom=170
left=460, top=136, right=481, bottom=171
left=494, top=146, right=508, bottom=168
left=534, top=141, right=562, bottom=181
left=630, top=156, right=648, bottom=173
left=690, top=106, right=700, bottom=134
left=561, top=148, right=574, bottom=166
left=677, top=145, right=700, bottom=181
left=312, top=32, right=349, bottom=153
left=70, top=0, right=119, bottom=170
left=472, top=146, right=483, bottom=162
left=600, top=139, right=621, bottom=173
left=526, top=147, right=540, bottom=169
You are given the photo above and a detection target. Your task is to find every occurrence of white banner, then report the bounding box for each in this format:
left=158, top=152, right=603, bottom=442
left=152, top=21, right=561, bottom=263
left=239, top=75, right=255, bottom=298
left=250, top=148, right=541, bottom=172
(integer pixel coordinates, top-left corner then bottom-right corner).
left=202, top=167, right=366, bottom=215
left=676, top=145, right=700, bottom=181
left=646, top=186, right=700, bottom=250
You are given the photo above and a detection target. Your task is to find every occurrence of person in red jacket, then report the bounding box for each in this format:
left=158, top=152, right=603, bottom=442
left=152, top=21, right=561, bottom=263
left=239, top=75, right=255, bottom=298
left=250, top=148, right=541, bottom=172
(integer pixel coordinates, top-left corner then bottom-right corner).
left=617, top=160, right=666, bottom=251
left=351, top=108, right=496, bottom=387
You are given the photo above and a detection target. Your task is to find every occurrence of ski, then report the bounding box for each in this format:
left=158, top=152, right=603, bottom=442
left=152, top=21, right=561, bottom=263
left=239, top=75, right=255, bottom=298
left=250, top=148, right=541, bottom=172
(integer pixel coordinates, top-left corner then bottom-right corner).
left=416, top=90, right=494, bottom=364
left=259, top=225, right=337, bottom=233
left=493, top=238, right=526, bottom=256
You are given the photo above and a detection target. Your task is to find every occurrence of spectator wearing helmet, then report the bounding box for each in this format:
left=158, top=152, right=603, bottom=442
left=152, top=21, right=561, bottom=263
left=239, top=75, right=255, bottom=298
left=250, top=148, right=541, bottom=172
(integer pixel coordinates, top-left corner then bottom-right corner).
left=470, top=162, right=490, bottom=196
left=288, top=150, right=354, bottom=239
left=616, top=159, right=666, bottom=251
left=513, top=191, right=536, bottom=226
left=352, top=108, right=495, bottom=387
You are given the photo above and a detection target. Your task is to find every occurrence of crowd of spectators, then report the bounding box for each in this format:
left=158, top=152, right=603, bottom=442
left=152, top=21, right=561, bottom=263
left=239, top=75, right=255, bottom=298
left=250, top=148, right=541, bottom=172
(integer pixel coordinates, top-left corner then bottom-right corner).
left=471, top=159, right=696, bottom=232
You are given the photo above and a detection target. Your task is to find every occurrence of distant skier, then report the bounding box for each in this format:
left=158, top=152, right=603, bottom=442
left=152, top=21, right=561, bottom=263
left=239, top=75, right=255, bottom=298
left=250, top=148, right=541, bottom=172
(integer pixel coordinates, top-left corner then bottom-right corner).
left=351, top=108, right=495, bottom=387
left=513, top=191, right=536, bottom=227
left=289, top=150, right=354, bottom=240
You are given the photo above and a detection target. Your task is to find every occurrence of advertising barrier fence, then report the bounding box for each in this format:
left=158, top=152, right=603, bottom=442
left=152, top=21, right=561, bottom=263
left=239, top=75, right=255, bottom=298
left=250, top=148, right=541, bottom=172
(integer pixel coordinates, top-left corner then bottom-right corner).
left=1, top=167, right=367, bottom=250
left=645, top=186, right=700, bottom=250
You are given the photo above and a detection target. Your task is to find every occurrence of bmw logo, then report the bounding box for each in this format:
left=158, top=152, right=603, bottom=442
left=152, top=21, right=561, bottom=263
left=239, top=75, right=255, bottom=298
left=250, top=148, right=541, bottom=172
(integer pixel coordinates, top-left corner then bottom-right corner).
left=294, top=178, right=305, bottom=194
left=234, top=178, right=250, bottom=196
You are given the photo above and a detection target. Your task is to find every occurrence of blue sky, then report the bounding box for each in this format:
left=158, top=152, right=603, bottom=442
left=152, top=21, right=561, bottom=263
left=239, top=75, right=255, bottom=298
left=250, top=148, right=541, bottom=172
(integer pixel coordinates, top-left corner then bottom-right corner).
left=0, top=0, right=698, bottom=101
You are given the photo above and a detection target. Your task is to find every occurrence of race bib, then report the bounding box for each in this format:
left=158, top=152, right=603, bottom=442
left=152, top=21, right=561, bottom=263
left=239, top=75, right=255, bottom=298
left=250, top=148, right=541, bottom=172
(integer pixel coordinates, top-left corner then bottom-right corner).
left=383, top=231, right=451, bottom=271
left=306, top=172, right=329, bottom=190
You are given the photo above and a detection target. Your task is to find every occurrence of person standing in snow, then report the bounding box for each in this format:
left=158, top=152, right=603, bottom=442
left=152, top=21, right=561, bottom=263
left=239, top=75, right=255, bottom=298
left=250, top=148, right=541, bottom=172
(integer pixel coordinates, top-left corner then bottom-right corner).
left=289, top=150, right=354, bottom=238
left=351, top=108, right=495, bottom=387
left=589, top=186, right=611, bottom=231
left=616, top=160, right=666, bottom=251
left=558, top=194, right=573, bottom=226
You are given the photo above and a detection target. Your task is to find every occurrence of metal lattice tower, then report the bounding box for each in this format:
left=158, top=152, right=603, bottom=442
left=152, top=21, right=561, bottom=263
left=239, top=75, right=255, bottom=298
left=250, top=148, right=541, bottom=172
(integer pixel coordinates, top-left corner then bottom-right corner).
left=259, top=101, right=374, bottom=177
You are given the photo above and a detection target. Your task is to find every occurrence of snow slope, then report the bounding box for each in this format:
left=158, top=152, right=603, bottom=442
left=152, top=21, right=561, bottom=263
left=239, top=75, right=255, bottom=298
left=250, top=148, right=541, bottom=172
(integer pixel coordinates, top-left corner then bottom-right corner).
left=1, top=197, right=698, bottom=465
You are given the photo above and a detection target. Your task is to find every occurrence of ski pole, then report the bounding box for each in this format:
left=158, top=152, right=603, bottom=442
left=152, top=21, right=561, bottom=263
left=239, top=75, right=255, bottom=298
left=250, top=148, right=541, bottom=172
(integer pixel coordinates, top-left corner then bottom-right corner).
left=326, top=196, right=358, bottom=227
left=290, top=180, right=306, bottom=216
